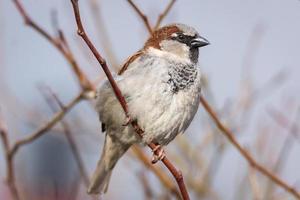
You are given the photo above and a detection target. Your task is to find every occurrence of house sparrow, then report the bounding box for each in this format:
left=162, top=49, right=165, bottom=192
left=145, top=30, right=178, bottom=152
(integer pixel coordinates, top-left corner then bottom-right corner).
left=88, top=23, right=209, bottom=194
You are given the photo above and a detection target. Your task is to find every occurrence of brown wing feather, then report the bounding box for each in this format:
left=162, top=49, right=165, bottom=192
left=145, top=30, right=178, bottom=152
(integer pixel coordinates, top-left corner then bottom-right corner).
left=118, top=50, right=144, bottom=75
left=118, top=25, right=180, bottom=75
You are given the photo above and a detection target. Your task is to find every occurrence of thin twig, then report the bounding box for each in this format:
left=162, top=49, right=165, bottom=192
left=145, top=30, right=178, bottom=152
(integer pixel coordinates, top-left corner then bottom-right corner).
left=6, top=0, right=98, bottom=199
left=9, top=93, right=83, bottom=157
left=131, top=145, right=181, bottom=199
left=200, top=96, right=300, bottom=199
left=0, top=117, right=9, bottom=152
left=154, top=0, right=176, bottom=30
left=248, top=166, right=262, bottom=200
left=267, top=107, right=300, bottom=142
left=12, top=0, right=94, bottom=91
left=264, top=107, right=300, bottom=199
left=0, top=116, right=20, bottom=200
left=88, top=0, right=119, bottom=71
left=138, top=170, right=154, bottom=200
left=39, top=86, right=90, bottom=187
left=0, top=92, right=84, bottom=200
left=2, top=1, right=96, bottom=199
left=69, top=1, right=190, bottom=199
left=70, top=0, right=130, bottom=118
left=127, top=0, right=153, bottom=34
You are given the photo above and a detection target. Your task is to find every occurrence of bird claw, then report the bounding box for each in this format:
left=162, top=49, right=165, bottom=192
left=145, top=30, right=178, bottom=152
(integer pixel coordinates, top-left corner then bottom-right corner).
left=122, top=116, right=132, bottom=126
left=151, top=145, right=165, bottom=164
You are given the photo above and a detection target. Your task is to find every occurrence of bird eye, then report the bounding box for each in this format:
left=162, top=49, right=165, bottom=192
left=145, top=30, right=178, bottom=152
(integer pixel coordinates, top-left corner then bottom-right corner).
left=178, top=34, right=184, bottom=40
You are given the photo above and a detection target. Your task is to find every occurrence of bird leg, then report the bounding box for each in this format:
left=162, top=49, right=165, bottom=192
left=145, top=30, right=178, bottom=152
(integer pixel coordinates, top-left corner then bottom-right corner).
left=151, top=145, right=166, bottom=164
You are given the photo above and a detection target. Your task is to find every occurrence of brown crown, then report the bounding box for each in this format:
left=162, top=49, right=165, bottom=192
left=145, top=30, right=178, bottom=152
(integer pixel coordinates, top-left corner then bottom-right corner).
left=144, top=25, right=180, bottom=49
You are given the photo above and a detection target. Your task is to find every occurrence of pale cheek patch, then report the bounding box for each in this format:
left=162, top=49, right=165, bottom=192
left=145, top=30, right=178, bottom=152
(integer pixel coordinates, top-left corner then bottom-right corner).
left=159, top=40, right=190, bottom=61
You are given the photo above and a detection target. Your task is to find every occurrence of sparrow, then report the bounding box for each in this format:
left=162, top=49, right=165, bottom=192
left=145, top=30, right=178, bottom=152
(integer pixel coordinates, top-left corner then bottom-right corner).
left=88, top=23, right=209, bottom=194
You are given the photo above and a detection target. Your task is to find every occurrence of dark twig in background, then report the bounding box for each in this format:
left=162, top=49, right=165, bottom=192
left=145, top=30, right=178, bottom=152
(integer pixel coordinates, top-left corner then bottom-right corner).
left=70, top=0, right=130, bottom=118
left=9, top=93, right=83, bottom=157
left=264, top=107, right=300, bottom=199
left=138, top=171, right=154, bottom=200
left=0, top=118, right=19, bottom=200
left=131, top=145, right=181, bottom=198
left=39, top=86, right=90, bottom=187
left=0, top=92, right=83, bottom=200
left=200, top=96, right=300, bottom=199
left=0, top=3, right=95, bottom=198
left=127, top=0, right=153, bottom=34
left=154, top=0, right=177, bottom=30
left=12, top=0, right=93, bottom=91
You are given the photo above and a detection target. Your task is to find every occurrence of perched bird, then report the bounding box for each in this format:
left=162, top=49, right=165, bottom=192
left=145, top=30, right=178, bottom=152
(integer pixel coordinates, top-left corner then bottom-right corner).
left=88, top=23, right=209, bottom=194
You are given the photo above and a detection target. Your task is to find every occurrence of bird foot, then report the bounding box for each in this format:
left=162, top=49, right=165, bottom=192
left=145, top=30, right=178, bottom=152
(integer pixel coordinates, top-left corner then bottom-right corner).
left=122, top=116, right=132, bottom=126
left=151, top=145, right=165, bottom=164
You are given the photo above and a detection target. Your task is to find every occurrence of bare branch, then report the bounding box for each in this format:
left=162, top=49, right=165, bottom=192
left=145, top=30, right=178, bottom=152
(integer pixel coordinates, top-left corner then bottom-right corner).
left=154, top=0, right=177, bottom=30
left=127, top=0, right=153, bottom=34
left=264, top=107, right=300, bottom=198
left=69, top=1, right=190, bottom=199
left=127, top=0, right=177, bottom=33
left=9, top=93, right=83, bottom=157
left=88, top=0, right=119, bottom=71
left=9, top=1, right=298, bottom=199
left=200, top=96, right=300, bottom=199
left=131, top=145, right=181, bottom=199
left=70, top=0, right=130, bottom=118
left=1, top=92, right=84, bottom=200
left=248, top=166, right=262, bottom=200
left=2, top=1, right=97, bottom=199
left=62, top=122, right=90, bottom=187
left=0, top=116, right=20, bottom=200
left=40, top=86, right=90, bottom=187
left=0, top=118, right=9, bottom=151
left=137, top=170, right=154, bottom=200
left=267, top=107, right=300, bottom=142
left=12, top=0, right=94, bottom=91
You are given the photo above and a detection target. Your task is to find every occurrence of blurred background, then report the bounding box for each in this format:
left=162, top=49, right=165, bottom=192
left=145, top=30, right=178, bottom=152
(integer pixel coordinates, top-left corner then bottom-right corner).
left=0, top=0, right=300, bottom=199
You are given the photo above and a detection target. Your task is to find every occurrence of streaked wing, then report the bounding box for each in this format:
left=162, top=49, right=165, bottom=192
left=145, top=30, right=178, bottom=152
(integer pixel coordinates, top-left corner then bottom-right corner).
left=118, top=50, right=144, bottom=75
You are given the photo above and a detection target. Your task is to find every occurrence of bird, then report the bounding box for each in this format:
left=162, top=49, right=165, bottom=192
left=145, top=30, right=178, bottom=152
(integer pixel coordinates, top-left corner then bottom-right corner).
left=88, top=23, right=209, bottom=194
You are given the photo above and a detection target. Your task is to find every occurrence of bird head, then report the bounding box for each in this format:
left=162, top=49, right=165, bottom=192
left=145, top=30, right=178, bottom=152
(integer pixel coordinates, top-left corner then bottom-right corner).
left=144, top=23, right=209, bottom=63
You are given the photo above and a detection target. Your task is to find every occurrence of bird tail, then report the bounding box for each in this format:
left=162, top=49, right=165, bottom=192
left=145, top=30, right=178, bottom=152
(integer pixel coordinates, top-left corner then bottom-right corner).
left=87, top=133, right=130, bottom=194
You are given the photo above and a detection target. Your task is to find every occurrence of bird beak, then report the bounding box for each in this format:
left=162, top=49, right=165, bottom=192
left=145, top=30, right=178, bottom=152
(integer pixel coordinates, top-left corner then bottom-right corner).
left=191, top=36, right=210, bottom=48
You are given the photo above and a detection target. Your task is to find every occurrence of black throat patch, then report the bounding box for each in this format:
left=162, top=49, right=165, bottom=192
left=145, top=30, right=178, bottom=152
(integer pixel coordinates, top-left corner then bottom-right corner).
left=189, top=47, right=199, bottom=63
left=167, top=62, right=198, bottom=93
